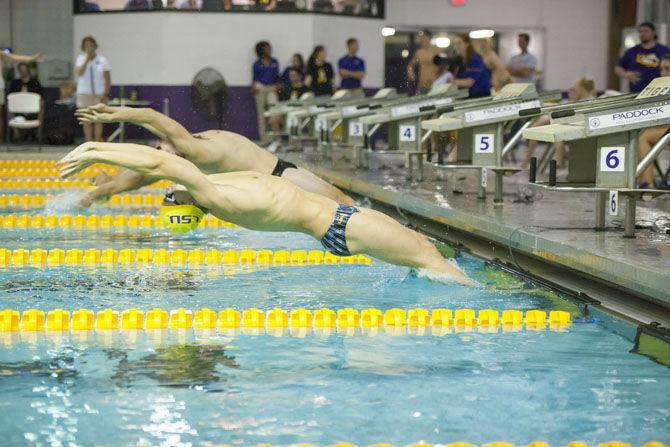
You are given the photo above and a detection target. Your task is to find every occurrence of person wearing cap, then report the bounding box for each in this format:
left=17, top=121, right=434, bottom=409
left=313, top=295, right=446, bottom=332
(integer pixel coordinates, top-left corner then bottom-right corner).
left=615, top=22, right=670, bottom=93
left=57, top=141, right=472, bottom=284
left=75, top=103, right=354, bottom=207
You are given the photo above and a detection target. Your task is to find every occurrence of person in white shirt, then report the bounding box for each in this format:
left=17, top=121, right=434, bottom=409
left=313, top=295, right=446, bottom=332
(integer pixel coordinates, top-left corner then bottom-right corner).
left=75, top=36, right=111, bottom=142
left=506, top=33, right=538, bottom=84
left=0, top=50, right=45, bottom=142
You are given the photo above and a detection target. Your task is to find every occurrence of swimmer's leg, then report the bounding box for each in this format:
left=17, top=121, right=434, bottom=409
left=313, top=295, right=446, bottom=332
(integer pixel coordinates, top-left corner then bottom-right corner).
left=638, top=125, right=669, bottom=186
left=344, top=207, right=471, bottom=284
left=281, top=167, right=356, bottom=205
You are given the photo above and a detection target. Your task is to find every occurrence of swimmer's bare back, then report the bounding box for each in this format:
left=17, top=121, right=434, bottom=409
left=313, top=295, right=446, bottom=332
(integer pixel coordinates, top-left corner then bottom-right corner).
left=189, top=130, right=355, bottom=205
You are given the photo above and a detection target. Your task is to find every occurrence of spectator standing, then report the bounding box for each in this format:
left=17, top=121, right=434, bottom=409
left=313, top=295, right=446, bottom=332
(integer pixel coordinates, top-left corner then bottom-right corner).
left=407, top=29, right=441, bottom=95
left=305, top=46, right=335, bottom=97
left=75, top=36, right=112, bottom=142
left=473, top=38, right=509, bottom=92
left=507, top=33, right=537, bottom=84
left=252, top=40, right=281, bottom=145
left=453, top=34, right=491, bottom=98
left=0, top=50, right=45, bottom=143
left=8, top=62, right=44, bottom=141
left=616, top=22, right=670, bottom=93
left=338, top=38, right=366, bottom=96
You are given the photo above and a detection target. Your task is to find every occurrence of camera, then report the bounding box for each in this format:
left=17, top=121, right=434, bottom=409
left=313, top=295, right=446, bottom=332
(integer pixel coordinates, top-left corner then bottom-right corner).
left=433, top=53, right=463, bottom=72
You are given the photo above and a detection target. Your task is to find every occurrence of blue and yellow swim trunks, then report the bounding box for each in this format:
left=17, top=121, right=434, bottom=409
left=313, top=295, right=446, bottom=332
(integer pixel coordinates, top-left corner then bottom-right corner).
left=320, top=204, right=359, bottom=256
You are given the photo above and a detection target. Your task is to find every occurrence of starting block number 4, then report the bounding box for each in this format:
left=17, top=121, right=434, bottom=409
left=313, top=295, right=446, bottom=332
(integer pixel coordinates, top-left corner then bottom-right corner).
left=475, top=134, right=495, bottom=154
left=609, top=190, right=619, bottom=216
left=349, top=121, right=363, bottom=137
left=399, top=125, right=416, bottom=142
left=600, top=147, right=625, bottom=172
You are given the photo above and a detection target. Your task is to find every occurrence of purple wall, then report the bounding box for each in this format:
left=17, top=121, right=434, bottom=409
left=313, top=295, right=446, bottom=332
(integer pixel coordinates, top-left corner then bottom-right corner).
left=39, top=84, right=260, bottom=143
left=112, top=85, right=260, bottom=140
left=113, top=85, right=258, bottom=140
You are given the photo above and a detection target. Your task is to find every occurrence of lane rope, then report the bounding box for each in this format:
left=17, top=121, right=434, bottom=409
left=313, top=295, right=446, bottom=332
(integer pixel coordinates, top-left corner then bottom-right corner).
left=0, top=248, right=374, bottom=267
left=0, top=193, right=165, bottom=208
left=0, top=214, right=235, bottom=229
left=0, top=308, right=572, bottom=333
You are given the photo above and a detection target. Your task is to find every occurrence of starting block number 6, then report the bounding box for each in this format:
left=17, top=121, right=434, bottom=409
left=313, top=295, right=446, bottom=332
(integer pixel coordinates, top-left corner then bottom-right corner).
left=399, top=125, right=416, bottom=142
left=600, top=147, right=625, bottom=172
left=609, top=190, right=619, bottom=216
left=475, top=134, right=495, bottom=154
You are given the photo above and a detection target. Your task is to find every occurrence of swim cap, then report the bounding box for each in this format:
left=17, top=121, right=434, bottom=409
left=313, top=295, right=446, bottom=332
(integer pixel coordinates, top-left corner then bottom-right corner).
left=160, top=191, right=207, bottom=234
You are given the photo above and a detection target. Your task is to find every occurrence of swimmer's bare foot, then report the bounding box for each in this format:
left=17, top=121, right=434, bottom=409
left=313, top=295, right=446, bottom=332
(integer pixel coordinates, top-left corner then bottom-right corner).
left=418, top=263, right=475, bottom=286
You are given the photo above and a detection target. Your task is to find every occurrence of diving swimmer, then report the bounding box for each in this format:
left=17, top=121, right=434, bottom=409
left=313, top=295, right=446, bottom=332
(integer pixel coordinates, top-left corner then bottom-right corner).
left=57, top=142, right=472, bottom=284
left=74, top=104, right=354, bottom=206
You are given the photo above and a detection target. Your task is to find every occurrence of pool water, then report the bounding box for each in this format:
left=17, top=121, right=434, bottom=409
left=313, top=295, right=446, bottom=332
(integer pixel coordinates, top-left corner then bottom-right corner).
left=0, top=199, right=668, bottom=447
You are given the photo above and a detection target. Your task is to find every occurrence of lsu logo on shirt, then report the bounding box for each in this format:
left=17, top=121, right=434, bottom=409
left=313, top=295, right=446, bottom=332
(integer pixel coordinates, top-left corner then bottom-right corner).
left=317, top=68, right=328, bottom=84
left=636, top=52, right=661, bottom=68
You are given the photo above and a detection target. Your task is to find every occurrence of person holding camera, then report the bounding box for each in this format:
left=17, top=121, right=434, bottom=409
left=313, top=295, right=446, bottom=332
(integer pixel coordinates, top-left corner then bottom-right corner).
left=75, top=36, right=111, bottom=142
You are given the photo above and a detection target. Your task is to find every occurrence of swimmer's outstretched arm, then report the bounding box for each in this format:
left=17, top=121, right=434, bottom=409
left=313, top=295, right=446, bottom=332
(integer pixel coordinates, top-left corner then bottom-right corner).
left=78, top=169, right=155, bottom=207
left=76, top=105, right=167, bottom=139
left=75, top=105, right=204, bottom=157
left=58, top=142, right=223, bottom=211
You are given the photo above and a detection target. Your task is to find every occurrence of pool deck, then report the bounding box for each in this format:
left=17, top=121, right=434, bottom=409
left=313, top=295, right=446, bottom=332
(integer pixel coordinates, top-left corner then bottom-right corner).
left=282, top=148, right=670, bottom=309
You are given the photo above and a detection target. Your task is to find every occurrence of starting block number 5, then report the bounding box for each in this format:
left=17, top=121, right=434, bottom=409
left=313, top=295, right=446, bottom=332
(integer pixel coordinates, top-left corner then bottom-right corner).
left=349, top=121, right=363, bottom=137
left=475, top=134, right=494, bottom=154
left=600, top=147, right=625, bottom=172
left=399, top=125, right=416, bottom=142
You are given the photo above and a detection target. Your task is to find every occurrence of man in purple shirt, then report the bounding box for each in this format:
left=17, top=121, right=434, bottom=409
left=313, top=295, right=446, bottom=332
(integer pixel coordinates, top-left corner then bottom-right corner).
left=338, top=38, right=366, bottom=96
left=616, top=22, right=670, bottom=93
left=252, top=41, right=281, bottom=145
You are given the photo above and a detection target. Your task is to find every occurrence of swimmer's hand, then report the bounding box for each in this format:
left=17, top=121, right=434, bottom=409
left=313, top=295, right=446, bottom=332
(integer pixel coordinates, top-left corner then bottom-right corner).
left=57, top=142, right=98, bottom=178
left=75, top=103, right=123, bottom=124
left=77, top=193, right=96, bottom=208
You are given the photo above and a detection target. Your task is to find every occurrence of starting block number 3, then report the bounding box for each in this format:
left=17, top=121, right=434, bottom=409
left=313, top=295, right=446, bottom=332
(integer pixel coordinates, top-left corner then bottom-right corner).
left=399, top=125, right=416, bottom=142
left=349, top=121, right=363, bottom=137
left=600, top=147, right=625, bottom=172
left=475, top=134, right=494, bottom=154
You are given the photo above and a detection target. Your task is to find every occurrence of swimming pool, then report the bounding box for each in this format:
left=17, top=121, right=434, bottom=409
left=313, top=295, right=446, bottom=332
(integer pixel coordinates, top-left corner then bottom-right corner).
left=0, top=192, right=668, bottom=447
